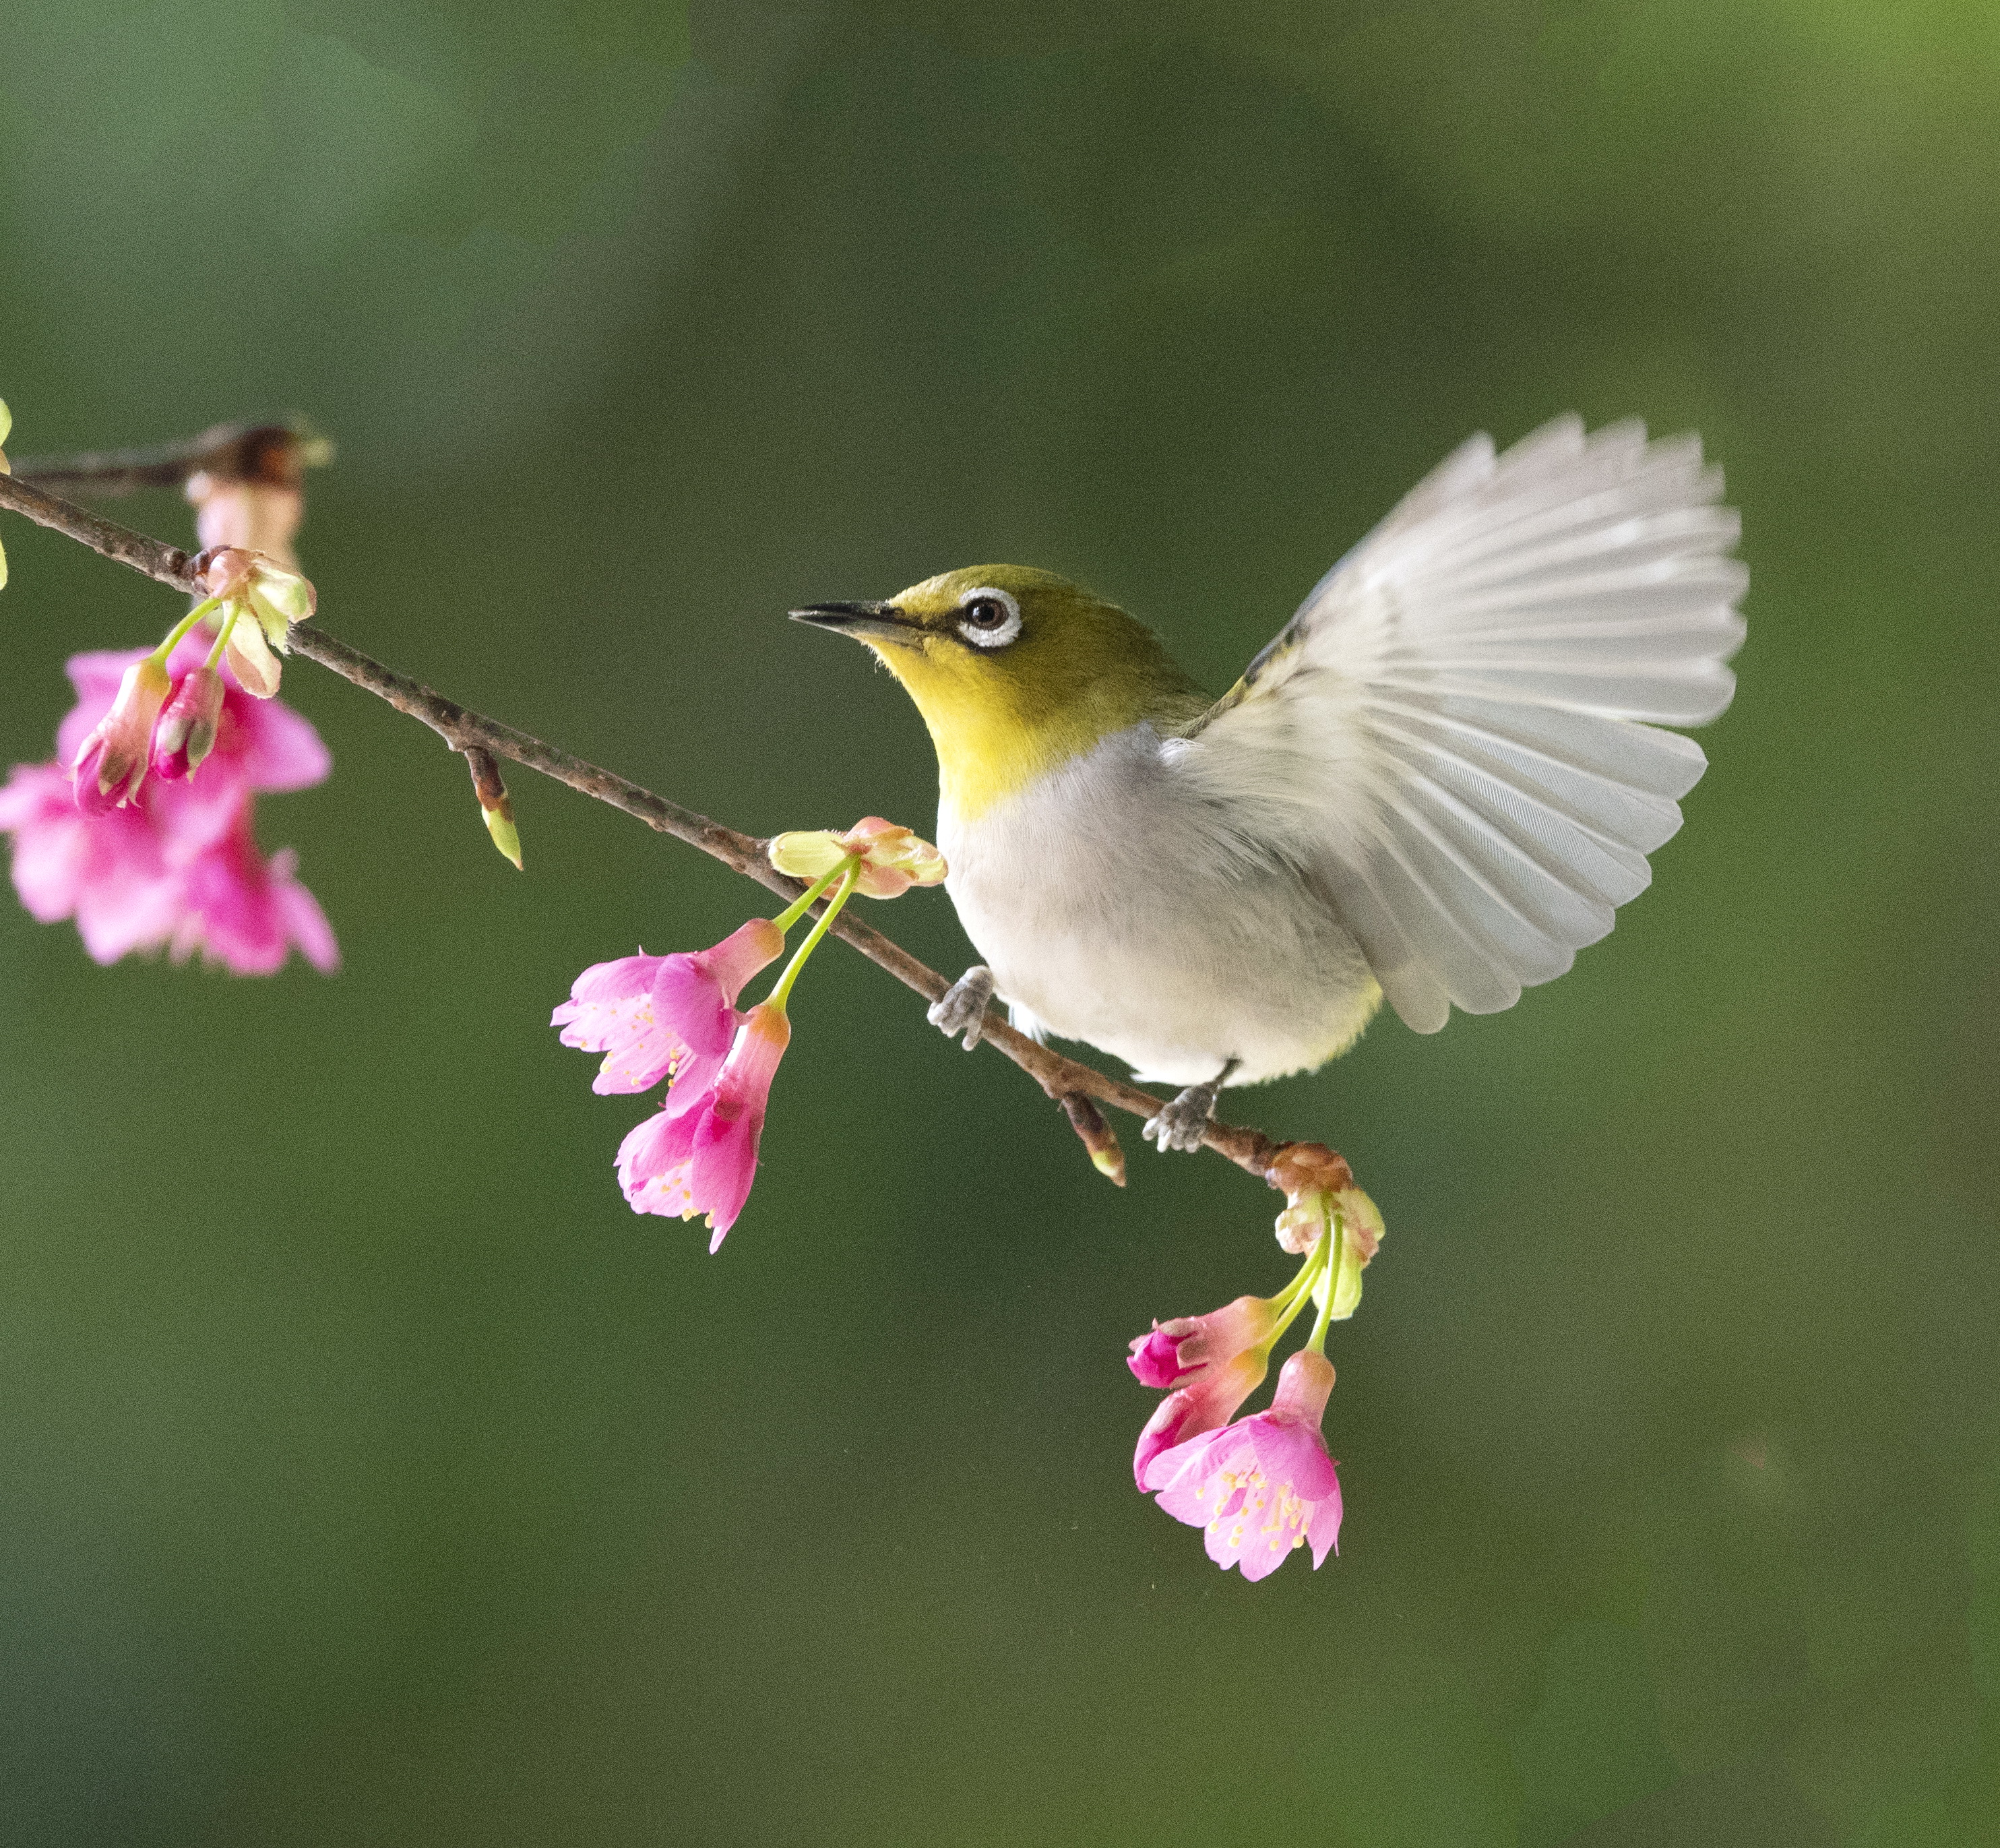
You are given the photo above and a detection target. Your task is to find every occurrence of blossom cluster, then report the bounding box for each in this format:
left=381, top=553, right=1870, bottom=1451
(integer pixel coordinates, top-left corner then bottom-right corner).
left=0, top=638, right=336, bottom=972
left=553, top=818, right=945, bottom=1248
left=553, top=808, right=1383, bottom=1582
left=1125, top=1143, right=1384, bottom=1579
left=0, top=416, right=332, bottom=974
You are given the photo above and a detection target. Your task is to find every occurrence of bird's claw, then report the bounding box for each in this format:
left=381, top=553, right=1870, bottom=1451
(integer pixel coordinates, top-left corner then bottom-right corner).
left=928, top=964, right=996, bottom=1049
left=1142, top=1082, right=1219, bottom=1153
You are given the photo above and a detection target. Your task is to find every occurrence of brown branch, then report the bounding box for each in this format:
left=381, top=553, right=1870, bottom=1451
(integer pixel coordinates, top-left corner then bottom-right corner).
left=0, top=466, right=1288, bottom=1181
left=7, top=420, right=327, bottom=496
left=0, top=469, right=198, bottom=590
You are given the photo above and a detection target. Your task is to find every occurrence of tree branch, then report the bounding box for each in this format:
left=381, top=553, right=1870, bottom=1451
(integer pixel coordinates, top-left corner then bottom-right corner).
left=0, top=466, right=1288, bottom=1181
left=7, top=420, right=325, bottom=497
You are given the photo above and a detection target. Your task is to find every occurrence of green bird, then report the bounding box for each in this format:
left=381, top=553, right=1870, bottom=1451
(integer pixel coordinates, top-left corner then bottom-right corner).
left=792, top=417, right=1745, bottom=1149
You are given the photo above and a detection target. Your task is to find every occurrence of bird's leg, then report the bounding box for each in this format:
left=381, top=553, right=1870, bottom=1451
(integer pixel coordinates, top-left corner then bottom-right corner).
left=927, top=964, right=997, bottom=1049
left=1142, top=1058, right=1241, bottom=1154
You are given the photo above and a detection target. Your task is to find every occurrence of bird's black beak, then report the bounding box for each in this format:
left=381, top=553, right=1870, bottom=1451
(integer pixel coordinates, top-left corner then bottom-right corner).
left=788, top=600, right=919, bottom=644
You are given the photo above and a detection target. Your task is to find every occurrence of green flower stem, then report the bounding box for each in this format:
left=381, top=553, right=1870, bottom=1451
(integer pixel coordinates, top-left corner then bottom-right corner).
left=766, top=860, right=862, bottom=1012
left=150, top=596, right=220, bottom=663
left=1306, top=1208, right=1344, bottom=1355
left=202, top=605, right=239, bottom=670
left=1268, top=1243, right=1328, bottom=1318
left=770, top=858, right=852, bottom=934
left=1259, top=1229, right=1335, bottom=1357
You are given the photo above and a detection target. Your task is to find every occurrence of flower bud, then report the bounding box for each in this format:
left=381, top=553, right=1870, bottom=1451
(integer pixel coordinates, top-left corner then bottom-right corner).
left=463, top=746, right=522, bottom=869
left=71, top=655, right=171, bottom=810
left=1061, top=1092, right=1125, bottom=1185
left=482, top=803, right=523, bottom=869
left=150, top=667, right=227, bottom=781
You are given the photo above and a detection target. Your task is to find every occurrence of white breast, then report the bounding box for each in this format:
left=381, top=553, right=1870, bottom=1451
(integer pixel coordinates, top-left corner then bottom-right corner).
left=937, top=725, right=1380, bottom=1088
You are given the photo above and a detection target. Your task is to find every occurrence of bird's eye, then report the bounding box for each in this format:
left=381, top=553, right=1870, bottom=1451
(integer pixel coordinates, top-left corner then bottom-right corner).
left=956, top=588, right=1022, bottom=649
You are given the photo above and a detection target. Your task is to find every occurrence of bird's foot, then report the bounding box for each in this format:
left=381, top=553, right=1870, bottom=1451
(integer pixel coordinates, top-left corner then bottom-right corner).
left=927, top=964, right=996, bottom=1049
left=1142, top=1086, right=1216, bottom=1153
left=1142, top=1061, right=1238, bottom=1154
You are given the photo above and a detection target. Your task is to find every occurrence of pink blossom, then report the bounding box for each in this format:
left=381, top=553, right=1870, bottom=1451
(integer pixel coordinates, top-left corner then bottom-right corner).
left=1133, top=1345, right=1271, bottom=1490
left=0, top=765, right=190, bottom=964
left=0, top=642, right=334, bottom=973
left=1127, top=1293, right=1282, bottom=1389
left=553, top=918, right=784, bottom=1097
left=71, top=655, right=171, bottom=811
left=1143, top=1350, right=1342, bottom=1580
left=174, top=817, right=338, bottom=974
left=615, top=1002, right=790, bottom=1249
left=1128, top=1328, right=1193, bottom=1389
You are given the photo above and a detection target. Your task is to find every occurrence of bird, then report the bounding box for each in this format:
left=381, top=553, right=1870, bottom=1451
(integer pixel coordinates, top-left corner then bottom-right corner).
left=790, top=416, right=1745, bottom=1150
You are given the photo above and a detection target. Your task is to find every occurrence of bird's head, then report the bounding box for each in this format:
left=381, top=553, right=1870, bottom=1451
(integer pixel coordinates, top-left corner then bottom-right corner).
left=791, top=565, right=1206, bottom=818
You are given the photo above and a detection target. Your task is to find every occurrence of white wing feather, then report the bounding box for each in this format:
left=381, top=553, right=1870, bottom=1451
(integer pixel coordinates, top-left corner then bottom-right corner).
left=1172, top=416, right=1745, bottom=1033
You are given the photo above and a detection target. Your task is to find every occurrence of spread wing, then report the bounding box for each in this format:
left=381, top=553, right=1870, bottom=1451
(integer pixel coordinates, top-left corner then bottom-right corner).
left=1168, top=416, right=1745, bottom=1033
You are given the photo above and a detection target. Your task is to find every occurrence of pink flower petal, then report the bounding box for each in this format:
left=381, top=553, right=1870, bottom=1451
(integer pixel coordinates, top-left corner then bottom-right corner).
left=230, top=691, right=332, bottom=791
left=617, top=1105, right=701, bottom=1214
left=275, top=861, right=341, bottom=972
left=552, top=953, right=691, bottom=1095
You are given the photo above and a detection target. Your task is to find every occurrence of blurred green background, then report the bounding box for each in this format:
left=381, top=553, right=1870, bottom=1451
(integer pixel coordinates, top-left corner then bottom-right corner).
left=1, top=1, right=1995, bottom=1842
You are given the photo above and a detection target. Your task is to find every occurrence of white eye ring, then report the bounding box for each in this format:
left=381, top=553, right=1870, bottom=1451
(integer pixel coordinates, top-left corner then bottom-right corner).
left=956, top=587, right=1022, bottom=649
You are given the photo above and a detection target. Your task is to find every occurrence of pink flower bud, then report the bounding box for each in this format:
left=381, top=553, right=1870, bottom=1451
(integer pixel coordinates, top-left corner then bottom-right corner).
left=1128, top=1328, right=1192, bottom=1390
left=1126, top=1293, right=1280, bottom=1389
left=70, top=655, right=171, bottom=811
left=150, top=668, right=227, bottom=781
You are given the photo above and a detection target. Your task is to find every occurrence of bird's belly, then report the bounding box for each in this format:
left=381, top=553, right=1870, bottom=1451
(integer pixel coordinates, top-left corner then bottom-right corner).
left=939, top=738, right=1380, bottom=1087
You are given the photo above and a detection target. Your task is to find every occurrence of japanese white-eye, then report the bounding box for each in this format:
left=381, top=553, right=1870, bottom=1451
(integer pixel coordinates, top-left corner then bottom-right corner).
left=792, top=417, right=1745, bottom=1148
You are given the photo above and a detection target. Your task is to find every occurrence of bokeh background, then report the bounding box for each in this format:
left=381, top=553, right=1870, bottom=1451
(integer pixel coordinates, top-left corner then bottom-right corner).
left=1, top=2, right=1995, bottom=1842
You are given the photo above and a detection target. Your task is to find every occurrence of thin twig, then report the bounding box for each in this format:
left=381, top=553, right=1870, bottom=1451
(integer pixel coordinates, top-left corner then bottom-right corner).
left=0, top=467, right=1288, bottom=1180
left=9, top=421, right=325, bottom=495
